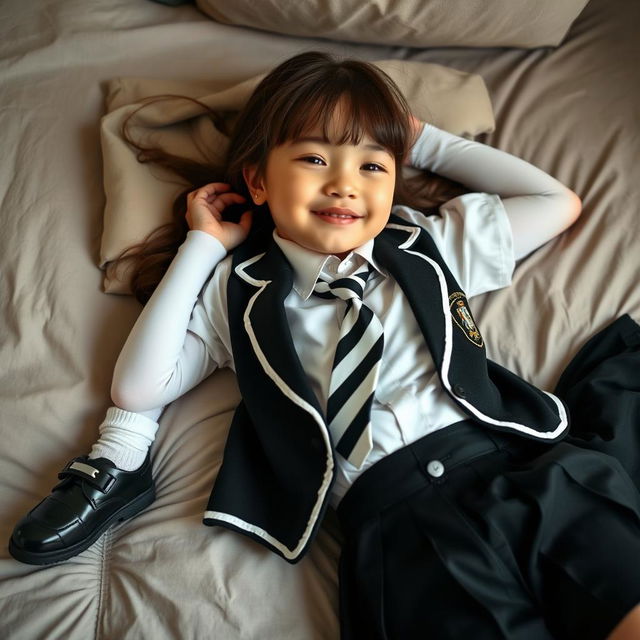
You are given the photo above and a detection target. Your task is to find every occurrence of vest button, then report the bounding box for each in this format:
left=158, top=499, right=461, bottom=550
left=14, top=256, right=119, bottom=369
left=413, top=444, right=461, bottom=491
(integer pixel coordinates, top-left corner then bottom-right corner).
left=453, top=384, right=466, bottom=399
left=426, top=460, right=445, bottom=478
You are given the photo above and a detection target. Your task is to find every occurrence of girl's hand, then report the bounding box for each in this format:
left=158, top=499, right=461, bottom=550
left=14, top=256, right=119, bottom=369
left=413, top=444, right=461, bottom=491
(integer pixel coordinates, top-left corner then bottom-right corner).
left=403, top=114, right=426, bottom=166
left=185, top=183, right=253, bottom=251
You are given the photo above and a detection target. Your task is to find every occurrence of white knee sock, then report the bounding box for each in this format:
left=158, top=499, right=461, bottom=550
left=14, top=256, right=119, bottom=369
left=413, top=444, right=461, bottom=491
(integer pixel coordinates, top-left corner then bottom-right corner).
left=88, top=407, right=161, bottom=471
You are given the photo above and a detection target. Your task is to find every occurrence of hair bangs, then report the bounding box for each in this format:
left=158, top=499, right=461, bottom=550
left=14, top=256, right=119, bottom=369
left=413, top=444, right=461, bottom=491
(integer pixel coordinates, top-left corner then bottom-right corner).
left=270, top=66, right=410, bottom=164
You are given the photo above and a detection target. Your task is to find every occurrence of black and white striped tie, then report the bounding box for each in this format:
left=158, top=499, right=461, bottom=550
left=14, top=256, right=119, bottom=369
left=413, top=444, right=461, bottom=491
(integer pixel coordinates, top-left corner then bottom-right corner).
left=314, top=266, right=384, bottom=468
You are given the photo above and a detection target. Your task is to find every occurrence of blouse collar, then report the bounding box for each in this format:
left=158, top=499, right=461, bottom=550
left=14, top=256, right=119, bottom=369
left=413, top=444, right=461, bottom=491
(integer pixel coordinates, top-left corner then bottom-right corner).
left=272, top=230, right=386, bottom=300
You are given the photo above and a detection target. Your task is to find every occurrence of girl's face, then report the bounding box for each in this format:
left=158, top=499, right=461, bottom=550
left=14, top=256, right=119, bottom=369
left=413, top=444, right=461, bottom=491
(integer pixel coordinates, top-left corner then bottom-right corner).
left=244, top=101, right=396, bottom=259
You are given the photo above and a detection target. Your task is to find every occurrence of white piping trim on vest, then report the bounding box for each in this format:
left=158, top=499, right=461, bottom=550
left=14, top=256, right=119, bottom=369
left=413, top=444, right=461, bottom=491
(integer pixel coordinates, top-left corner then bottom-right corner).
left=390, top=222, right=421, bottom=249
left=203, top=510, right=306, bottom=560
left=217, top=254, right=335, bottom=561
left=234, top=252, right=267, bottom=284
left=391, top=222, right=568, bottom=440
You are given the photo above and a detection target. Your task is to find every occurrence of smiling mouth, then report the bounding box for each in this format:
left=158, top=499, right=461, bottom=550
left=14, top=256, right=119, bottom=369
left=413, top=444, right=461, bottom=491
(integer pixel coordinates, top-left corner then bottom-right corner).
left=316, top=212, right=357, bottom=219
left=313, top=209, right=363, bottom=219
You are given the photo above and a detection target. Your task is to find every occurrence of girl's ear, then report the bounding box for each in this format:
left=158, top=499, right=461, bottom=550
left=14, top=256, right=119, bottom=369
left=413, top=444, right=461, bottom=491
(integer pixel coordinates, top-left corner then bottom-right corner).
left=242, top=166, right=266, bottom=205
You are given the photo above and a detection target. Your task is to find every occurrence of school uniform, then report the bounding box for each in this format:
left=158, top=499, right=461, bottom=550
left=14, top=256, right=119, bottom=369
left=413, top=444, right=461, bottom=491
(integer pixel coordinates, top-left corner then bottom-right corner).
left=186, top=210, right=640, bottom=640
left=202, top=209, right=566, bottom=552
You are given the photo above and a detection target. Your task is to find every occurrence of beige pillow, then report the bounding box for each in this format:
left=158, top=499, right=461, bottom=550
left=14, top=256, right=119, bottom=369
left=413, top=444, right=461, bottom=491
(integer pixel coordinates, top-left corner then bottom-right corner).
left=195, top=0, right=589, bottom=48
left=100, top=60, right=495, bottom=294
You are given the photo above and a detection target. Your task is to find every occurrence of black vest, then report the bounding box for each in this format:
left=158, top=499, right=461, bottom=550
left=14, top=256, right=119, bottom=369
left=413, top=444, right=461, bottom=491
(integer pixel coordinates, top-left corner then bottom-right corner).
left=203, top=214, right=569, bottom=563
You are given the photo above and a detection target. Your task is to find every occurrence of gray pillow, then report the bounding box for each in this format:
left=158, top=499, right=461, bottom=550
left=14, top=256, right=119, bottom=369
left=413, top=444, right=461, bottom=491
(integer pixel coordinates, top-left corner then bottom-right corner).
left=195, top=0, right=589, bottom=48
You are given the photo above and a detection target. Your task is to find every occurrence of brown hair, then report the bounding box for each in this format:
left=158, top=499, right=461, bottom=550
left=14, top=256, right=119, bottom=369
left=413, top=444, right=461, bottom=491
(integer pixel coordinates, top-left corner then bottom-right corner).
left=111, top=51, right=469, bottom=304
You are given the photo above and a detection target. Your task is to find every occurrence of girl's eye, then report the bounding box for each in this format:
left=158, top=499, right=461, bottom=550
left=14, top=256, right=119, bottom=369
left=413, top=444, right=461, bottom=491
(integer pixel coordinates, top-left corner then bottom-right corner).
left=301, top=156, right=325, bottom=165
left=300, top=157, right=385, bottom=172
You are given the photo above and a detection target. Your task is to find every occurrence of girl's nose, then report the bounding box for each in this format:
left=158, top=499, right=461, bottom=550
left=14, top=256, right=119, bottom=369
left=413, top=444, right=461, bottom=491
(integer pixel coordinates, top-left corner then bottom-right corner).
left=324, top=174, right=358, bottom=198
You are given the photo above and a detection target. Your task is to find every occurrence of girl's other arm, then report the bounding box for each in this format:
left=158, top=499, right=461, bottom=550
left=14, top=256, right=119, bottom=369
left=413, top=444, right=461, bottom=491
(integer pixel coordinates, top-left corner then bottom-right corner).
left=407, top=121, right=582, bottom=260
left=111, top=183, right=252, bottom=413
left=110, top=230, right=228, bottom=412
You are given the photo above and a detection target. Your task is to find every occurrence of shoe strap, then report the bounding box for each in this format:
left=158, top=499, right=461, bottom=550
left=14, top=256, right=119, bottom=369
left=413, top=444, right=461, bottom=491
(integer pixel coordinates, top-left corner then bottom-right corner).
left=58, top=459, right=117, bottom=493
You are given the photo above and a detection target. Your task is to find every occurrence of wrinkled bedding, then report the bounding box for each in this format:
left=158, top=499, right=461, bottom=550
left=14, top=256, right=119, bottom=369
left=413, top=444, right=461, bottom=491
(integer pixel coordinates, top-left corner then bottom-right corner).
left=1, top=0, right=639, bottom=638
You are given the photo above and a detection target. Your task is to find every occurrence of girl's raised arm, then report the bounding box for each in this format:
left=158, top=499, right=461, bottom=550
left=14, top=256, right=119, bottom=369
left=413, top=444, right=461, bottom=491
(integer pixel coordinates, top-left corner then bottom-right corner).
left=407, top=122, right=582, bottom=260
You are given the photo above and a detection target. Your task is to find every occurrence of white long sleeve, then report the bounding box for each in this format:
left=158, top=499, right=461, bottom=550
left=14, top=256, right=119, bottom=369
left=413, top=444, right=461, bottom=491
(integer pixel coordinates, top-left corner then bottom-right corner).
left=409, top=123, right=582, bottom=259
left=111, top=230, right=229, bottom=412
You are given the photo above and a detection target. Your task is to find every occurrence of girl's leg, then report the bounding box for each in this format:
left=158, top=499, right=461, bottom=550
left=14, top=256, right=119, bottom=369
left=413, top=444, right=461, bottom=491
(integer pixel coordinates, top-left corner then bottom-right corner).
left=89, top=406, right=162, bottom=470
left=8, top=406, right=160, bottom=565
left=337, top=423, right=558, bottom=639
left=509, top=442, right=640, bottom=640
left=607, top=604, right=640, bottom=640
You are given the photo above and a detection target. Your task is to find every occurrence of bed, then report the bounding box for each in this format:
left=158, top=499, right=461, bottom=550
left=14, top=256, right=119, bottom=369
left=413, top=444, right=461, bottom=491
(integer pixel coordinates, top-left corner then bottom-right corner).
left=1, top=0, right=639, bottom=637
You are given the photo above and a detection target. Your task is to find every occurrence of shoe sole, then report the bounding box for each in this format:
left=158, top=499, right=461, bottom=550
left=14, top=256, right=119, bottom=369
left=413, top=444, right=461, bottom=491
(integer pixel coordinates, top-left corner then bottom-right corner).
left=8, top=485, right=156, bottom=566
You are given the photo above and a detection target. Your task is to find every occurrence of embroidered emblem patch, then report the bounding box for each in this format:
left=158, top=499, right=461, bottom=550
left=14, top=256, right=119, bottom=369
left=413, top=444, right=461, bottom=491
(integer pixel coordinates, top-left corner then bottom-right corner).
left=449, top=292, right=483, bottom=347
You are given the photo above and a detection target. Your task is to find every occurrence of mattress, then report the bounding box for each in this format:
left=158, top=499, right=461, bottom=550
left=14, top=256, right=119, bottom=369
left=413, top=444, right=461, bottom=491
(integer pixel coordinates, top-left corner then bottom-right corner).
left=1, top=0, right=638, bottom=637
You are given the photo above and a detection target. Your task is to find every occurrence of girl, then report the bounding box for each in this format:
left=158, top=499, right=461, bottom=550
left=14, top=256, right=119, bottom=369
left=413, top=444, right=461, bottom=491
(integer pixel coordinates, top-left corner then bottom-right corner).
left=10, top=51, right=640, bottom=639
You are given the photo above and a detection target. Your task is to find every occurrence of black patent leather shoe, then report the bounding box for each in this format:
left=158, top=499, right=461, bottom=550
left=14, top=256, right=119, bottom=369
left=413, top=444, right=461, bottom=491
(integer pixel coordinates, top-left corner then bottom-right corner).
left=8, top=452, right=155, bottom=565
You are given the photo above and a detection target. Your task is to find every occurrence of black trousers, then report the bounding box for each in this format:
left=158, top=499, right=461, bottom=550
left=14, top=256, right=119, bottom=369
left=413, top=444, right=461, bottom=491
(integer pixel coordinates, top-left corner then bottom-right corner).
left=557, top=314, right=640, bottom=490
left=336, top=315, right=640, bottom=640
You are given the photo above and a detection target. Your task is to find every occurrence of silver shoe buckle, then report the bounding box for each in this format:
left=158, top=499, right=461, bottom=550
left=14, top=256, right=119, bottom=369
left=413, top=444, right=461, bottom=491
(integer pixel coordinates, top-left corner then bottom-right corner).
left=70, top=461, right=101, bottom=479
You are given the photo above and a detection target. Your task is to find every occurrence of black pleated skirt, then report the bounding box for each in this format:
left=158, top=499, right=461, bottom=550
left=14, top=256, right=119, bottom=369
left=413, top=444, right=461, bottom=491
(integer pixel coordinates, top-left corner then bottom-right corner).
left=336, top=315, right=640, bottom=640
